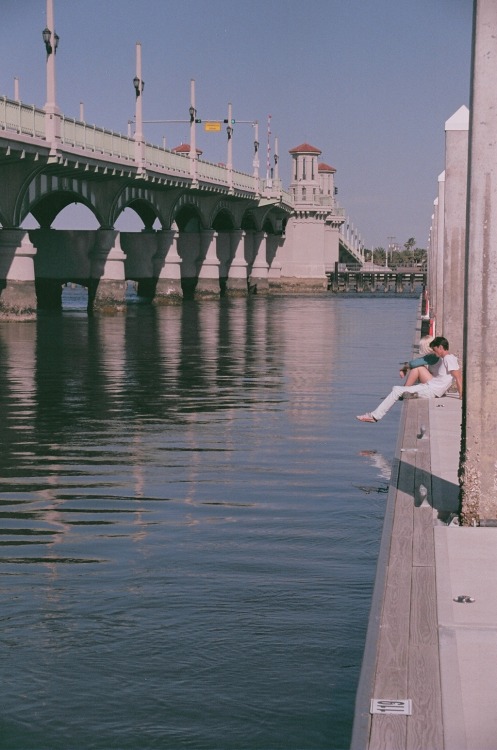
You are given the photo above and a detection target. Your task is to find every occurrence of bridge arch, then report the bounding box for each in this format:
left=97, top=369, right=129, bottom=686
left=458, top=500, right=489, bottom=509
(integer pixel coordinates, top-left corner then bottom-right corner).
left=27, top=190, right=103, bottom=229
left=170, top=194, right=209, bottom=231
left=116, top=198, right=158, bottom=231
left=18, top=173, right=105, bottom=228
left=174, top=204, right=203, bottom=233
left=208, top=199, right=247, bottom=231
left=262, top=214, right=279, bottom=234
left=0, top=207, right=10, bottom=229
left=111, top=185, right=167, bottom=230
left=241, top=210, right=260, bottom=232
left=212, top=208, right=236, bottom=231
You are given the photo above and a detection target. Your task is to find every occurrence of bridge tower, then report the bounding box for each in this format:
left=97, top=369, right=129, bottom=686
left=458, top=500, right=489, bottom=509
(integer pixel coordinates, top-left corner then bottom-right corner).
left=273, top=143, right=343, bottom=290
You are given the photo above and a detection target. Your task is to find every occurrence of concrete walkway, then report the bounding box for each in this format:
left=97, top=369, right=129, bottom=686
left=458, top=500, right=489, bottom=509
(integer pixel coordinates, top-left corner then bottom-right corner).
left=432, top=396, right=497, bottom=750
left=352, top=393, right=497, bottom=750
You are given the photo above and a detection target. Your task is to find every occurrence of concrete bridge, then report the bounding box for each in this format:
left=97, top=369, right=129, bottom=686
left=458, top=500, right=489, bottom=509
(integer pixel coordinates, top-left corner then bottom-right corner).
left=0, top=94, right=296, bottom=311
left=0, top=2, right=364, bottom=315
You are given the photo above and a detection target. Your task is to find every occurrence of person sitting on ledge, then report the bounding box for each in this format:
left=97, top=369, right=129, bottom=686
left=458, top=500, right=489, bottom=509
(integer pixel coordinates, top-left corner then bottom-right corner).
left=399, top=334, right=438, bottom=382
left=356, top=335, right=462, bottom=423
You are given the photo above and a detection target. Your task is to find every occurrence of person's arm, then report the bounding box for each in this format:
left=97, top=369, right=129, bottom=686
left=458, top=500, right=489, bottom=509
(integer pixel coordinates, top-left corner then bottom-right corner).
left=408, top=353, right=438, bottom=368
left=400, top=353, right=437, bottom=377
left=451, top=368, right=463, bottom=399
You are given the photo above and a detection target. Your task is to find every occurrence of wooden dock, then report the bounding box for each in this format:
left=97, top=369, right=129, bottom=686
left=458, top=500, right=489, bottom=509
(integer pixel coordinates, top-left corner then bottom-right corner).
left=351, top=396, right=444, bottom=749
left=328, top=267, right=426, bottom=294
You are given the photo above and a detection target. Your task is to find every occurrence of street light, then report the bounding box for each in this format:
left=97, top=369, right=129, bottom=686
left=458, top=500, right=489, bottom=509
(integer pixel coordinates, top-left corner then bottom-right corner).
left=42, top=26, right=59, bottom=55
left=133, top=75, right=144, bottom=97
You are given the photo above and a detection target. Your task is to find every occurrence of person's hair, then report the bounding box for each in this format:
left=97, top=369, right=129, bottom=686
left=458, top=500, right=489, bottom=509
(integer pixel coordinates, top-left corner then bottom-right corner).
left=430, top=336, right=449, bottom=351
left=419, top=335, right=434, bottom=355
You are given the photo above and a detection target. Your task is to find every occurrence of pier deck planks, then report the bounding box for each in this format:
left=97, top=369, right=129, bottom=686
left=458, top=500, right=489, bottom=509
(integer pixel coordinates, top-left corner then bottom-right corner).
left=362, top=398, right=443, bottom=750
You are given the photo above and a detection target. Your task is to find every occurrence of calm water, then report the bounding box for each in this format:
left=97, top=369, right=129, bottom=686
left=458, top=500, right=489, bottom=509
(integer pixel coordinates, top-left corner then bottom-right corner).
left=0, top=292, right=417, bottom=750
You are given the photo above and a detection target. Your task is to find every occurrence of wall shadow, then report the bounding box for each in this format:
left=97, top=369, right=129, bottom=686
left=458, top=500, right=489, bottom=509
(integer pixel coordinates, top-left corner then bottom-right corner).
left=392, top=456, right=460, bottom=517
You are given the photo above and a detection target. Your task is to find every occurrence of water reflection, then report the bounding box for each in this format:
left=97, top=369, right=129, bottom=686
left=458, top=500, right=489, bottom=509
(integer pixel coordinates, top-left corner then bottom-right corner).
left=0, top=299, right=293, bottom=564
left=0, top=294, right=417, bottom=750
left=358, top=449, right=392, bottom=480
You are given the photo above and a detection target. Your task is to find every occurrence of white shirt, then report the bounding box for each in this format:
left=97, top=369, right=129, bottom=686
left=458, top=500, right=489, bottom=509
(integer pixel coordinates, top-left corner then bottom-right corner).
left=428, top=353, right=459, bottom=397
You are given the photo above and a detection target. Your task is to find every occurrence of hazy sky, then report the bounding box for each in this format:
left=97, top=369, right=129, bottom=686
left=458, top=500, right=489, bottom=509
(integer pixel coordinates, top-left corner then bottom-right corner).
left=3, top=0, right=473, bottom=249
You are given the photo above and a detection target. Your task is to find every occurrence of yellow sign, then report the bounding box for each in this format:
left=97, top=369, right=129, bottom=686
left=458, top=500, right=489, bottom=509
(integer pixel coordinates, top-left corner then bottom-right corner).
left=204, top=121, right=222, bottom=132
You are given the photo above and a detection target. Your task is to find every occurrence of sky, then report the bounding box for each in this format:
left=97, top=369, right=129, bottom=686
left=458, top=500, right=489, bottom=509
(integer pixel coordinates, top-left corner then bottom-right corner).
left=2, top=0, right=473, bottom=249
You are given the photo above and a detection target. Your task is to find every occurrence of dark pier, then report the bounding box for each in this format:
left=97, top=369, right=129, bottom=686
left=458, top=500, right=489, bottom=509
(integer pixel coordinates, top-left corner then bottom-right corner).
left=328, top=264, right=426, bottom=293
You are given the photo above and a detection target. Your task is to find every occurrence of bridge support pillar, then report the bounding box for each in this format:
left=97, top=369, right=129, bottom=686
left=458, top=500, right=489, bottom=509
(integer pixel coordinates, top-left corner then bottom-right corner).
left=248, top=231, right=269, bottom=294
left=88, top=230, right=126, bottom=313
left=226, top=230, right=248, bottom=296
left=196, top=230, right=220, bottom=297
left=121, top=231, right=156, bottom=301
left=267, top=235, right=282, bottom=285
left=152, top=229, right=182, bottom=301
left=0, top=230, right=37, bottom=316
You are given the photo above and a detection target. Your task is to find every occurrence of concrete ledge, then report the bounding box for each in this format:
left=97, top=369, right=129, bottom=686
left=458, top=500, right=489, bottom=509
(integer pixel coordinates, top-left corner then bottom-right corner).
left=435, top=526, right=497, bottom=750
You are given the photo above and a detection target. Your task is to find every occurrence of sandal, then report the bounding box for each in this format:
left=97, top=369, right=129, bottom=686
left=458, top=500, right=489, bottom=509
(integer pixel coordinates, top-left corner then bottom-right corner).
left=356, top=413, right=377, bottom=423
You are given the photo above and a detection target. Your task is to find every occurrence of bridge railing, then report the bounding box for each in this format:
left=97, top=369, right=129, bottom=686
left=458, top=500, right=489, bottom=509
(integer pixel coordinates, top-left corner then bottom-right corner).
left=339, top=235, right=364, bottom=265
left=196, top=159, right=235, bottom=185
left=145, top=143, right=191, bottom=175
left=0, top=97, right=46, bottom=138
left=62, top=117, right=136, bottom=160
left=291, top=191, right=346, bottom=215
left=232, top=169, right=259, bottom=192
left=261, top=180, right=293, bottom=205
left=0, top=98, right=295, bottom=207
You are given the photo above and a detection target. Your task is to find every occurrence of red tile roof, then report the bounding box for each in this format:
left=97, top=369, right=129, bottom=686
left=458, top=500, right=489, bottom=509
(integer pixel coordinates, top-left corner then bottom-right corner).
left=318, top=162, right=336, bottom=173
left=172, top=143, right=203, bottom=155
left=289, top=143, right=322, bottom=155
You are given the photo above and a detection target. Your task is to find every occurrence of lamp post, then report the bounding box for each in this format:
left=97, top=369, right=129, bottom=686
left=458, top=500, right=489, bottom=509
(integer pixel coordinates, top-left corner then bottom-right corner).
left=133, top=42, right=145, bottom=174
left=189, top=79, right=198, bottom=185
left=43, top=0, right=60, bottom=145
left=252, top=121, right=259, bottom=181
left=387, top=236, right=395, bottom=268
left=226, top=102, right=233, bottom=192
